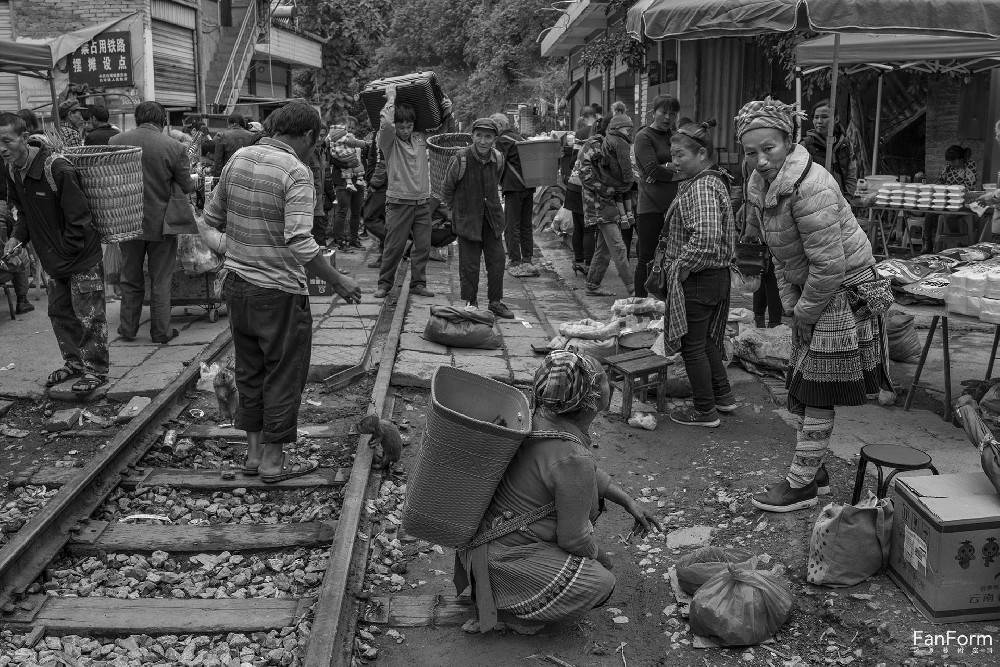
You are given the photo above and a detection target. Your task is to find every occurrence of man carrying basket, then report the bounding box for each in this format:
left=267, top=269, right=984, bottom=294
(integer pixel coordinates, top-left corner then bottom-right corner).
left=1, top=112, right=109, bottom=394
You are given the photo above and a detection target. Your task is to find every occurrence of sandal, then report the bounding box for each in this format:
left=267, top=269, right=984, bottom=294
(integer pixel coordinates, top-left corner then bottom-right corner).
left=260, top=454, right=319, bottom=483
left=71, top=373, right=107, bottom=394
left=46, top=365, right=83, bottom=388
left=241, top=457, right=259, bottom=476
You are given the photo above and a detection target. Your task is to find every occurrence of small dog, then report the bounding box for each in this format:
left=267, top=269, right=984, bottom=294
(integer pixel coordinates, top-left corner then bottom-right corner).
left=355, top=414, right=402, bottom=470
left=214, top=366, right=238, bottom=424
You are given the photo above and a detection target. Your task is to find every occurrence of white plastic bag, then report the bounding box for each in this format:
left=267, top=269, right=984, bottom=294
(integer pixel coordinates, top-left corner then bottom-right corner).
left=197, top=362, right=221, bottom=392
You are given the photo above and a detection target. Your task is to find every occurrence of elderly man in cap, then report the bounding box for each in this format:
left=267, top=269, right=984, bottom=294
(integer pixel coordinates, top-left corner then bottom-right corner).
left=59, top=100, right=85, bottom=148
left=440, top=117, right=513, bottom=319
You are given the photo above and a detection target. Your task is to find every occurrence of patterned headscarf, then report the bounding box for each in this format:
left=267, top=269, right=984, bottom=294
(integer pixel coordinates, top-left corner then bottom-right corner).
left=533, top=350, right=604, bottom=415
left=734, top=97, right=806, bottom=140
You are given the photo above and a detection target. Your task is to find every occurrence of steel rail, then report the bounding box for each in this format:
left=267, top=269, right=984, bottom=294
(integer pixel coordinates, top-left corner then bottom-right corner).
left=0, top=330, right=233, bottom=612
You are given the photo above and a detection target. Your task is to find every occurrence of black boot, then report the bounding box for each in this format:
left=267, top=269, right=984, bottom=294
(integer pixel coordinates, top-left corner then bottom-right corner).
left=15, top=297, right=34, bottom=314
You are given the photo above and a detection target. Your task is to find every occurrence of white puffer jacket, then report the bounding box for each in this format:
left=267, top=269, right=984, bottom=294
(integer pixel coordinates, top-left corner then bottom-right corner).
left=744, top=145, right=874, bottom=324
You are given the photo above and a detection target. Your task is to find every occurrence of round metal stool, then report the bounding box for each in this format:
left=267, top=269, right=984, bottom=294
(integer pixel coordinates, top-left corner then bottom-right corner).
left=851, top=444, right=939, bottom=504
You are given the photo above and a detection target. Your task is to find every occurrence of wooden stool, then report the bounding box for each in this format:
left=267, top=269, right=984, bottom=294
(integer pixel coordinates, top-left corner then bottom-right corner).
left=851, top=444, right=939, bottom=503
left=605, top=349, right=673, bottom=419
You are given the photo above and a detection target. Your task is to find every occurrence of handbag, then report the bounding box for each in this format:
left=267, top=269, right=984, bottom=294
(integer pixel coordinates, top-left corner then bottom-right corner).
left=806, top=491, right=893, bottom=587
left=645, top=236, right=670, bottom=301
left=734, top=240, right=770, bottom=277
left=162, top=184, right=198, bottom=236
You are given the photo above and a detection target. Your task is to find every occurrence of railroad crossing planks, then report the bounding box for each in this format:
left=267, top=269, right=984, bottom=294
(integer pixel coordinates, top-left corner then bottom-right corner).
left=362, top=595, right=473, bottom=627
left=183, top=424, right=347, bottom=440
left=3, top=596, right=315, bottom=635
left=67, top=520, right=338, bottom=555
left=10, top=466, right=350, bottom=490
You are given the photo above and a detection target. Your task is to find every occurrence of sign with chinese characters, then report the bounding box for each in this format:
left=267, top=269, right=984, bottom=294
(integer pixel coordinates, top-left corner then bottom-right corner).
left=68, top=32, right=134, bottom=87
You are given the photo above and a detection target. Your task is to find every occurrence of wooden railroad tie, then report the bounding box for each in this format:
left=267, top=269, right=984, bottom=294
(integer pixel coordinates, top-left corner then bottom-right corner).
left=9, top=466, right=351, bottom=491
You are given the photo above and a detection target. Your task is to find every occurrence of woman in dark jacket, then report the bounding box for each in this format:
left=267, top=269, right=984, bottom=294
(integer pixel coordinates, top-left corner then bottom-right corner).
left=566, top=107, right=598, bottom=275
left=800, top=102, right=857, bottom=197
left=633, top=95, right=681, bottom=296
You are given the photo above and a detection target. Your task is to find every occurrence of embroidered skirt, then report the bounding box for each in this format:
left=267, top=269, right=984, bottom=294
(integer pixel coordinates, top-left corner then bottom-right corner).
left=484, top=541, right=614, bottom=622
left=787, top=270, right=890, bottom=407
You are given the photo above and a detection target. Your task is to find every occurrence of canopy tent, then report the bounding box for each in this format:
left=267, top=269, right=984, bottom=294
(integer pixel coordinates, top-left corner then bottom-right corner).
left=796, top=33, right=1000, bottom=175
left=0, top=13, right=138, bottom=129
left=797, top=34, right=1000, bottom=76
left=626, top=0, right=1000, bottom=173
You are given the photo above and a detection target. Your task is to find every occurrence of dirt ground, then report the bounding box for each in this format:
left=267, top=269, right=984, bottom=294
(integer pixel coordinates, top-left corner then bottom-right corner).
left=361, top=379, right=997, bottom=667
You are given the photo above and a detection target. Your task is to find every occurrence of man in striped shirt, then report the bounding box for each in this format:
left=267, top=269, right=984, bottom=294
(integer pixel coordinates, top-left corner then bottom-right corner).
left=205, top=101, right=361, bottom=483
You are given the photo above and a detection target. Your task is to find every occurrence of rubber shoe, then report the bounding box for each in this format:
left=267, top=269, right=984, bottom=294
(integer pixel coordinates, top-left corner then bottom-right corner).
left=489, top=301, right=515, bottom=319
left=15, top=298, right=34, bottom=314
left=815, top=464, right=831, bottom=496
left=410, top=286, right=435, bottom=297
left=373, top=288, right=388, bottom=299
left=751, top=480, right=819, bottom=513
left=670, top=406, right=721, bottom=428
left=715, top=393, right=738, bottom=413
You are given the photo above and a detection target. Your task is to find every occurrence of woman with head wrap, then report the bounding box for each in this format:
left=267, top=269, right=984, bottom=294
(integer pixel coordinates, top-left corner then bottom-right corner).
left=454, top=351, right=662, bottom=634
left=736, top=98, right=891, bottom=513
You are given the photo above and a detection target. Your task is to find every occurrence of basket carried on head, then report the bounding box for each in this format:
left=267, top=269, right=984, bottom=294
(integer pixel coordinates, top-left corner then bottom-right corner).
left=63, top=145, right=144, bottom=243
left=427, top=133, right=472, bottom=200
left=401, top=366, right=532, bottom=548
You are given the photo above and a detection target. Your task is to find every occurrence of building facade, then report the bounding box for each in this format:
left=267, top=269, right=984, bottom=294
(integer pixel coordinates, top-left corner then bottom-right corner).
left=0, top=0, right=322, bottom=128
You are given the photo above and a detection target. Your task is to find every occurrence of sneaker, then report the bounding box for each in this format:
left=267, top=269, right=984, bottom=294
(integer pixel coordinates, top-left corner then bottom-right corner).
left=815, top=464, right=831, bottom=496
left=670, top=406, right=721, bottom=428
left=464, top=301, right=479, bottom=311
left=715, top=393, right=738, bottom=413
left=489, top=301, right=514, bottom=319
left=751, top=479, right=819, bottom=513
left=428, top=248, right=447, bottom=262
left=374, top=288, right=388, bottom=299
left=359, top=229, right=369, bottom=239
left=410, top=286, right=435, bottom=297
left=15, top=298, right=34, bottom=314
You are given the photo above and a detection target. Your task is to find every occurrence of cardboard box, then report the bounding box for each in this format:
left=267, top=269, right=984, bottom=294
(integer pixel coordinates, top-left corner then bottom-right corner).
left=888, top=473, right=1000, bottom=623
left=306, top=250, right=338, bottom=297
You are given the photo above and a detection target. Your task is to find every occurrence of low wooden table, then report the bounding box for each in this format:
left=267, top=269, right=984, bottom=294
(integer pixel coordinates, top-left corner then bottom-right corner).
left=605, top=349, right=673, bottom=418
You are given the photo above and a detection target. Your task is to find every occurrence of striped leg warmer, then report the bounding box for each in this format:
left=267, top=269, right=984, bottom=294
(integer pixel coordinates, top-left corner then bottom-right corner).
left=787, top=406, right=835, bottom=488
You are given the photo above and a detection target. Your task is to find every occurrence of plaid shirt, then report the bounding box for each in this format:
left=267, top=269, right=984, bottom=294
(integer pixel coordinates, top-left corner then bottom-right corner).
left=61, top=123, right=83, bottom=148
left=936, top=160, right=977, bottom=189
left=204, top=138, right=321, bottom=295
left=664, top=168, right=735, bottom=273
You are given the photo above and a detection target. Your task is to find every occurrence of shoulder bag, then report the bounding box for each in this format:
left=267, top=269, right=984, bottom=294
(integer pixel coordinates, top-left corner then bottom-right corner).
left=162, top=183, right=198, bottom=236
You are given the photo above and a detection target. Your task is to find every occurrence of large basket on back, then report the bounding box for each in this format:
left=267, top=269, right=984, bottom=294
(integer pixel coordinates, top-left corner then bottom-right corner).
left=63, top=145, right=144, bottom=243
left=427, top=133, right=472, bottom=200
left=401, top=366, right=531, bottom=548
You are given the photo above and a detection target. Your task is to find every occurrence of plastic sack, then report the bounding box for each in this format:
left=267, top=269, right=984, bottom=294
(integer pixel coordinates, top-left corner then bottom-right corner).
left=177, top=233, right=223, bottom=276
left=886, top=312, right=921, bottom=362
left=565, top=336, right=617, bottom=361
left=732, top=325, right=792, bottom=374
left=553, top=207, right=573, bottom=235
left=689, top=562, right=793, bottom=646
left=806, top=491, right=893, bottom=587
left=558, top=318, right=626, bottom=341
left=627, top=411, right=657, bottom=431
left=422, top=305, right=502, bottom=349
left=675, top=546, right=754, bottom=596
left=103, top=242, right=123, bottom=284
left=197, top=362, right=221, bottom=392
left=611, top=297, right=666, bottom=318
left=731, top=268, right=760, bottom=297
left=196, top=215, right=227, bottom=255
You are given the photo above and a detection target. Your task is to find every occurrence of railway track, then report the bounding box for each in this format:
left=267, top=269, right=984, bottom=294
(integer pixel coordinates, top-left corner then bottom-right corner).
left=0, top=268, right=412, bottom=666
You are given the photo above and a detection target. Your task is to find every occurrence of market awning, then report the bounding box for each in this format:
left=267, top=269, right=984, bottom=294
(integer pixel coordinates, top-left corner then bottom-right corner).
left=0, top=13, right=138, bottom=79
left=796, top=33, right=1000, bottom=75
left=627, top=0, right=1000, bottom=41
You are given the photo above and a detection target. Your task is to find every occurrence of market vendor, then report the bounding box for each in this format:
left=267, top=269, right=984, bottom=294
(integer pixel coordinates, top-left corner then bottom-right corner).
left=736, top=97, right=893, bottom=513
left=800, top=102, right=857, bottom=197
left=454, top=351, right=662, bottom=634
left=921, top=145, right=979, bottom=251
left=976, top=120, right=1000, bottom=236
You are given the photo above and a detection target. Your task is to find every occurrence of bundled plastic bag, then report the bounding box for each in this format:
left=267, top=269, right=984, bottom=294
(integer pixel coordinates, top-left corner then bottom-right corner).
left=955, top=402, right=1000, bottom=496
left=733, top=325, right=792, bottom=374
left=177, top=233, right=223, bottom=276
left=806, top=492, right=893, bottom=587
left=675, top=546, right=754, bottom=595
left=566, top=337, right=617, bottom=361
left=689, top=562, right=793, bottom=646
left=558, top=318, right=625, bottom=341
left=611, top=297, right=666, bottom=318
left=196, top=215, right=227, bottom=255
left=423, top=306, right=502, bottom=349
left=553, top=207, right=573, bottom=235
left=197, top=362, right=221, bottom=392
left=730, top=268, right=760, bottom=297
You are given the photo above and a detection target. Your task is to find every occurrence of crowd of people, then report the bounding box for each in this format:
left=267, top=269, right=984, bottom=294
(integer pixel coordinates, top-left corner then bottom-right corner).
left=4, top=89, right=1000, bottom=635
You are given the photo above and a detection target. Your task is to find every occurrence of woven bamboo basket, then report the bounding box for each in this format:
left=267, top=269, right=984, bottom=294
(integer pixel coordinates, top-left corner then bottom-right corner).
left=427, top=133, right=472, bottom=200
left=401, top=366, right=532, bottom=548
left=63, top=145, right=144, bottom=243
